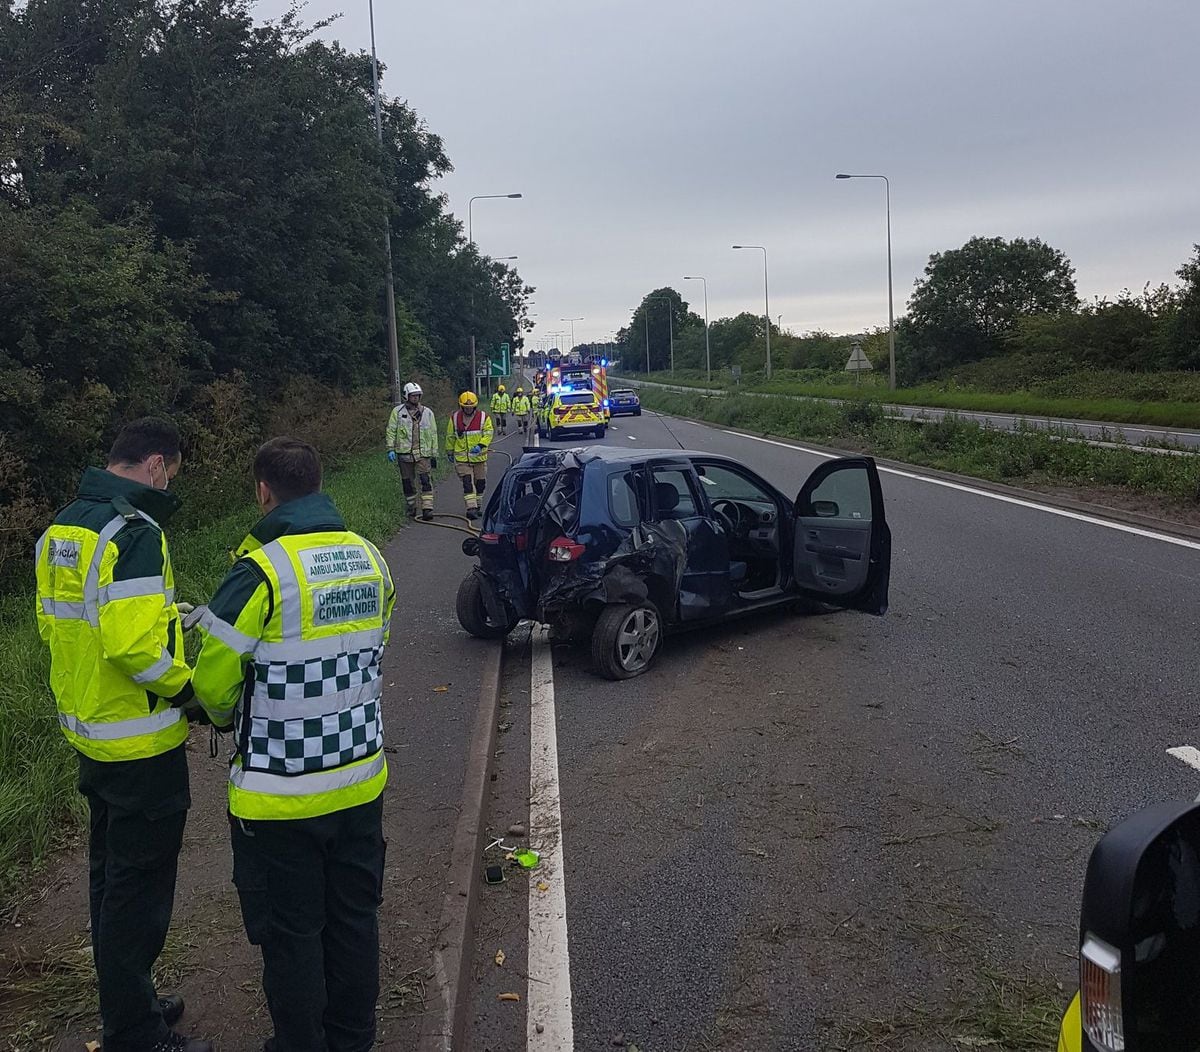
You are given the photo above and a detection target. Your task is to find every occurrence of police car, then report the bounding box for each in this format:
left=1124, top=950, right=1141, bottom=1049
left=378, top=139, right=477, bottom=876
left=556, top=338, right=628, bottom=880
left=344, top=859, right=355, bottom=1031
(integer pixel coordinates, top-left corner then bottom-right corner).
left=536, top=390, right=607, bottom=441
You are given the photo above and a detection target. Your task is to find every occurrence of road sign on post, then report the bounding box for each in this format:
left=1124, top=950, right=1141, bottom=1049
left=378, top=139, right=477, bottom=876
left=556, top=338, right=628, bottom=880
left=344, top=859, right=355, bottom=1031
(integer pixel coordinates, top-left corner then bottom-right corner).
left=845, top=342, right=872, bottom=387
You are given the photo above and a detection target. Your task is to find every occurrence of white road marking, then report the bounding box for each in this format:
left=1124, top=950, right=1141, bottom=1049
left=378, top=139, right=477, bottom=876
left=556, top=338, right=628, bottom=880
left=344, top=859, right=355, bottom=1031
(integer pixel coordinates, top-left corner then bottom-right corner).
left=528, top=626, right=574, bottom=1050
left=711, top=428, right=1200, bottom=553
left=1167, top=745, right=1200, bottom=773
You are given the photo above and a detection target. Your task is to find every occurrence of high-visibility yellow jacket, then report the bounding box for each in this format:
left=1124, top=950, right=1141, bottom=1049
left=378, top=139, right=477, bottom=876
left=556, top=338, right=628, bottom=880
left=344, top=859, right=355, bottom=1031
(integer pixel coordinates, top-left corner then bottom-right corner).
left=193, top=493, right=396, bottom=820
left=386, top=403, right=438, bottom=458
left=1056, top=994, right=1080, bottom=1052
left=511, top=395, right=531, bottom=415
left=445, top=409, right=494, bottom=464
left=35, top=468, right=192, bottom=762
left=490, top=392, right=511, bottom=413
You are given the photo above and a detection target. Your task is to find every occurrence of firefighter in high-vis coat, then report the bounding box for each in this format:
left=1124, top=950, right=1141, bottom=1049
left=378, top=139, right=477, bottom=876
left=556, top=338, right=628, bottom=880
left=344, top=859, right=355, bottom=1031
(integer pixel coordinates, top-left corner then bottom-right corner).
left=445, top=392, right=494, bottom=520
left=510, top=387, right=532, bottom=435
left=385, top=382, right=438, bottom=521
left=490, top=384, right=511, bottom=435
left=34, top=417, right=212, bottom=1052
left=193, top=438, right=396, bottom=1052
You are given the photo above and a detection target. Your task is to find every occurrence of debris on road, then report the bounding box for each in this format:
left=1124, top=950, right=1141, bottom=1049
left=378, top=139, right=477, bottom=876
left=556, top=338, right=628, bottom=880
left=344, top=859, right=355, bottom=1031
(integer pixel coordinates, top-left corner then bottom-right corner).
left=498, top=992, right=521, bottom=1002
left=494, top=949, right=506, bottom=967
left=536, top=880, right=550, bottom=892
left=507, top=823, right=526, bottom=837
left=433, top=684, right=449, bottom=692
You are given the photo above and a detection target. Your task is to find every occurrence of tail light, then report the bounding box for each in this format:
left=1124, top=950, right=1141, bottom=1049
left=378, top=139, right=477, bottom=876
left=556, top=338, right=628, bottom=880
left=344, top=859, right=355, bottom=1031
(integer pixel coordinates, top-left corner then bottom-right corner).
left=515, top=531, right=528, bottom=552
left=1081, top=934, right=1124, bottom=1050
left=547, top=536, right=585, bottom=562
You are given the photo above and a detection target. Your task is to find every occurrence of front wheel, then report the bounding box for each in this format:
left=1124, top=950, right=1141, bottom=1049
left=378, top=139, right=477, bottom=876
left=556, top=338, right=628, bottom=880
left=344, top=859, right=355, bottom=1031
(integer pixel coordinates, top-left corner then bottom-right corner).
left=591, top=601, right=662, bottom=680
left=456, top=573, right=517, bottom=639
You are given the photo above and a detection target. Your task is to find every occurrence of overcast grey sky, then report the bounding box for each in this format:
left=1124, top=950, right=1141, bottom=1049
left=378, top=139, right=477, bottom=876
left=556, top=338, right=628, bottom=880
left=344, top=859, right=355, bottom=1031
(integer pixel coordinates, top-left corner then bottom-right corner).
left=258, top=0, right=1198, bottom=348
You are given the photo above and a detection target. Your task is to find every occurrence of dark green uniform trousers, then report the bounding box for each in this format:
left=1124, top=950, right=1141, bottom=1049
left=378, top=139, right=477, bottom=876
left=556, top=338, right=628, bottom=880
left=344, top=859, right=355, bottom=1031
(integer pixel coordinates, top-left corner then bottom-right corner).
left=231, top=796, right=385, bottom=1052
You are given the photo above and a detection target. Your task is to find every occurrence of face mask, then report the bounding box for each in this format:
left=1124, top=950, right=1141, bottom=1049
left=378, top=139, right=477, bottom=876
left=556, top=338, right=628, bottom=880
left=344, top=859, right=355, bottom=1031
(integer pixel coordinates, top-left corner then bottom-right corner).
left=150, top=457, right=171, bottom=492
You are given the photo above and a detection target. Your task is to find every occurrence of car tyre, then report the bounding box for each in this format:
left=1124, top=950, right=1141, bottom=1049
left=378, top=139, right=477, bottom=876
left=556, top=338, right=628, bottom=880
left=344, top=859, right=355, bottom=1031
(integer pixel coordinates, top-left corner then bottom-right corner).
left=548, top=428, right=560, bottom=441
left=594, top=425, right=607, bottom=439
left=456, top=573, right=517, bottom=639
left=634, top=408, right=642, bottom=416
left=591, top=601, right=662, bottom=680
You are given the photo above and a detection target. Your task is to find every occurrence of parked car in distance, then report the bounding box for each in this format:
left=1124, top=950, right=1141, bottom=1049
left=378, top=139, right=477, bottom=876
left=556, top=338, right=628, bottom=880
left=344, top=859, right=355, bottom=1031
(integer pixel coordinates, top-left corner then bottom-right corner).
left=456, top=445, right=891, bottom=679
left=608, top=389, right=641, bottom=416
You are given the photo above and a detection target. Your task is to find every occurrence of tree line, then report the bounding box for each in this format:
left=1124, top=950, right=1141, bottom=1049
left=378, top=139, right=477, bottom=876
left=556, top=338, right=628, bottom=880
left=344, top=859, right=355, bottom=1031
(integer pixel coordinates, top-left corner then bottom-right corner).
left=614, top=237, right=1200, bottom=384
left=0, top=0, right=531, bottom=577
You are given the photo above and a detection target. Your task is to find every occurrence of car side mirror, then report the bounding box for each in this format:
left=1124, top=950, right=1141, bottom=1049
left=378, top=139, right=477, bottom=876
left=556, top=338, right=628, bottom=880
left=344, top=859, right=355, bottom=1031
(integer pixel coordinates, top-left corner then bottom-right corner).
left=812, top=499, right=840, bottom=518
left=1073, top=798, right=1200, bottom=1051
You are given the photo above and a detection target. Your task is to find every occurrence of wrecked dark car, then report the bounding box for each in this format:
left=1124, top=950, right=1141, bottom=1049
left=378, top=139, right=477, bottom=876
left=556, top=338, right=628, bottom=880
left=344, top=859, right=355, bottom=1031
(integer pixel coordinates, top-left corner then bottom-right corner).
left=456, top=446, right=892, bottom=679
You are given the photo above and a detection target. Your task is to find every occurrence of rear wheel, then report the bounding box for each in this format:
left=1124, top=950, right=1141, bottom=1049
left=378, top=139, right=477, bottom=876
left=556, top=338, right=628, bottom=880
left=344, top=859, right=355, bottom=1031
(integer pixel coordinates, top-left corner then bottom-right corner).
left=548, top=428, right=560, bottom=441
left=591, top=601, right=662, bottom=680
left=594, top=425, right=607, bottom=439
left=634, top=408, right=642, bottom=416
left=456, top=574, right=517, bottom=639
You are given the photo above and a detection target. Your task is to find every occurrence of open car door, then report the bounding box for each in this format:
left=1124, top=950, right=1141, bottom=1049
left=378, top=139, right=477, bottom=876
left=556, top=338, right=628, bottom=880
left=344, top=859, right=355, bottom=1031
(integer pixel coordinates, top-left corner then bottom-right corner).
left=792, top=457, right=890, bottom=614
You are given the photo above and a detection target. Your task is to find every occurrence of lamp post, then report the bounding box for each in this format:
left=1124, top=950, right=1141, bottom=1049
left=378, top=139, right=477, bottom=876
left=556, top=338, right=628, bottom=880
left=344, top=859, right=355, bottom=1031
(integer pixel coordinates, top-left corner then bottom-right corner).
left=683, top=276, right=710, bottom=383
left=561, top=317, right=583, bottom=353
left=837, top=173, right=895, bottom=390
left=467, top=192, right=523, bottom=387
left=368, top=0, right=400, bottom=403
left=732, top=245, right=771, bottom=380
left=647, top=297, right=674, bottom=375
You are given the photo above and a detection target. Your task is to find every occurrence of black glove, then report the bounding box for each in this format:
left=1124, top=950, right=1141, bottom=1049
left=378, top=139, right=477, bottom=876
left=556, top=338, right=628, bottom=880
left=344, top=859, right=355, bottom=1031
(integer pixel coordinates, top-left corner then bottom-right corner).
left=431, top=457, right=438, bottom=470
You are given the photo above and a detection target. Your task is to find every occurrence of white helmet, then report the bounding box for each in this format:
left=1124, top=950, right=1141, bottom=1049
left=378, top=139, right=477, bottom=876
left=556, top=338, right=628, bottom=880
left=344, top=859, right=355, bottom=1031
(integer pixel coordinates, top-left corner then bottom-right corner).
left=403, top=382, right=423, bottom=399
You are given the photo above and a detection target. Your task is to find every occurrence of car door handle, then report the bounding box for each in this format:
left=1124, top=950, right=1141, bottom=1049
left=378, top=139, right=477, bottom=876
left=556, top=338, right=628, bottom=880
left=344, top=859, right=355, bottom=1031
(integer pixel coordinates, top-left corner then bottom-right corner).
left=805, top=543, right=861, bottom=559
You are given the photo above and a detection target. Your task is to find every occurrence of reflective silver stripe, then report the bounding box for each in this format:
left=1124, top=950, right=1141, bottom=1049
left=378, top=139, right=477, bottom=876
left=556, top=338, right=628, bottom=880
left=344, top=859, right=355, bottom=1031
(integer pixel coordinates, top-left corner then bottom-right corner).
left=132, top=648, right=175, bottom=685
left=99, top=576, right=169, bottom=604
left=201, top=611, right=259, bottom=655
left=83, top=514, right=132, bottom=627
left=59, top=707, right=181, bottom=741
left=230, top=751, right=385, bottom=796
left=250, top=672, right=382, bottom=721
left=41, top=597, right=88, bottom=620
left=34, top=530, right=48, bottom=568
left=255, top=629, right=384, bottom=662
left=361, top=538, right=394, bottom=600
left=259, top=541, right=303, bottom=639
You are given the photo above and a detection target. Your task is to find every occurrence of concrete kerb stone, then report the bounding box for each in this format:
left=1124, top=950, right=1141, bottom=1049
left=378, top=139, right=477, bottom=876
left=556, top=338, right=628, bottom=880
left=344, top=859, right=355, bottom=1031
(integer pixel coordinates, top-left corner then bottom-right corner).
left=417, top=637, right=505, bottom=1052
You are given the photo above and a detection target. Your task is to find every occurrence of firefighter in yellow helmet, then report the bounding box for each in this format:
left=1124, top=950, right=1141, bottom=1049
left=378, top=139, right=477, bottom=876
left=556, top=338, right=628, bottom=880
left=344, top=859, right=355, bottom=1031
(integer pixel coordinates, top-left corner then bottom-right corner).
left=445, top=391, right=494, bottom=520
left=192, top=438, right=396, bottom=1052
left=490, top=384, right=511, bottom=435
left=510, top=387, right=532, bottom=435
left=34, top=417, right=212, bottom=1052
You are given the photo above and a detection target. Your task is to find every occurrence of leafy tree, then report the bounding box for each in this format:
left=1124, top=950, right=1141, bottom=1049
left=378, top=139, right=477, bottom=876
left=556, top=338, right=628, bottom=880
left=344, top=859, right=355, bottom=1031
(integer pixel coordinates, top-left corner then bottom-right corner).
left=1170, top=245, right=1200, bottom=369
left=903, top=236, right=1077, bottom=380
left=617, top=288, right=692, bottom=372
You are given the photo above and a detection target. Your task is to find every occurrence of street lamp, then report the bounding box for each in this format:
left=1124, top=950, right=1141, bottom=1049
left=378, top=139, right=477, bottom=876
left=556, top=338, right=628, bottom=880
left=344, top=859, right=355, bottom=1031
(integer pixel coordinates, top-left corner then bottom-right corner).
left=837, top=173, right=895, bottom=390
left=368, top=0, right=400, bottom=402
left=683, top=276, right=710, bottom=383
left=647, top=297, right=674, bottom=375
left=467, top=192, right=523, bottom=386
left=732, top=245, right=771, bottom=380
left=561, top=317, right=583, bottom=352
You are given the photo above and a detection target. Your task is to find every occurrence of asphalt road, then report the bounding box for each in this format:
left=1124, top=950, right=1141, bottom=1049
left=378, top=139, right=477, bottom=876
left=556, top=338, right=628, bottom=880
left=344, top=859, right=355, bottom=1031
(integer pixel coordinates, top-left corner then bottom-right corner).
left=618, top=376, right=1200, bottom=451
left=464, top=407, right=1200, bottom=1051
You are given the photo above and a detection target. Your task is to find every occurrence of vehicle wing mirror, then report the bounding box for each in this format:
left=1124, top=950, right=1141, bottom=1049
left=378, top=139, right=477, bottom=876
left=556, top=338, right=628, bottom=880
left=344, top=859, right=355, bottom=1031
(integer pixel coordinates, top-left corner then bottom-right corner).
left=812, top=499, right=840, bottom=518
left=1073, top=798, right=1200, bottom=1051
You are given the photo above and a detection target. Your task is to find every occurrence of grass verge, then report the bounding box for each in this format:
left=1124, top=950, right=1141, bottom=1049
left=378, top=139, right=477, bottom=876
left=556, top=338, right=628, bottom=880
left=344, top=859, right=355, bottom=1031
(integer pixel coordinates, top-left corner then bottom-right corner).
left=620, top=371, right=1200, bottom=430
left=635, top=388, right=1200, bottom=514
left=0, top=451, right=407, bottom=910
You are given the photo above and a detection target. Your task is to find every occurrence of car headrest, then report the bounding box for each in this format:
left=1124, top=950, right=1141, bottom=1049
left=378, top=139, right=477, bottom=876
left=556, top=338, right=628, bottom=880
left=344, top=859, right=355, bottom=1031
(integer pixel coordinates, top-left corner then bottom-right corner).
left=654, top=481, right=680, bottom=512
left=512, top=494, right=539, bottom=519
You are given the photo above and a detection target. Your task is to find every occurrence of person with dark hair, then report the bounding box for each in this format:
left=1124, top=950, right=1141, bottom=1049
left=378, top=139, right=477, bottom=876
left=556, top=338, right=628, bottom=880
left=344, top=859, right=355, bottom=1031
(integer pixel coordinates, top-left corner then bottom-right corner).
left=192, top=436, right=396, bottom=1052
left=34, top=417, right=212, bottom=1052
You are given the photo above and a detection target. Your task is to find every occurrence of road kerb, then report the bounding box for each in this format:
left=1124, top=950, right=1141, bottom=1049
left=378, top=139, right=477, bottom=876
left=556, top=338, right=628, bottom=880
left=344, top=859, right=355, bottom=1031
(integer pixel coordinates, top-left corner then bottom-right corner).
left=418, top=638, right=505, bottom=1052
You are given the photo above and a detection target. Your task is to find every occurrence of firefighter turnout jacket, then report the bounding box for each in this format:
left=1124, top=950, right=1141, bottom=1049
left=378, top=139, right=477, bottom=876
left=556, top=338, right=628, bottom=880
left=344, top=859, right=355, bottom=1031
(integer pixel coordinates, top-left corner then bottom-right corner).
left=192, top=493, right=397, bottom=820
left=490, top=391, right=511, bottom=414
left=510, top=394, right=532, bottom=416
left=35, top=468, right=192, bottom=762
left=386, top=403, right=438, bottom=458
left=445, top=409, right=494, bottom=464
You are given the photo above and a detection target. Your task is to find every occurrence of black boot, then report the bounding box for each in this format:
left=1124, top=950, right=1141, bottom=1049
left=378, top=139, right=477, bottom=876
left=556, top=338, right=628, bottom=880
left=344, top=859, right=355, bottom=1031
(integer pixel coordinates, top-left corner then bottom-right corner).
left=422, top=508, right=434, bottom=521
left=149, top=1033, right=214, bottom=1052
left=159, top=994, right=185, bottom=1027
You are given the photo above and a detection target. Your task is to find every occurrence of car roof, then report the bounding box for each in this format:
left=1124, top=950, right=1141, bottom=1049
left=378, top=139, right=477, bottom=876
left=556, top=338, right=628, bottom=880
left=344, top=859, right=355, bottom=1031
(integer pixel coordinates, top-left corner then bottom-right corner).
left=513, top=446, right=736, bottom=469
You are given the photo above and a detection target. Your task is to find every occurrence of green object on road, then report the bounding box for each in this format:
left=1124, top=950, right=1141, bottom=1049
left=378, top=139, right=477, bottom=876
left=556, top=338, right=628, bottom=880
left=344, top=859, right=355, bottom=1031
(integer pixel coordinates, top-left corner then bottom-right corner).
left=514, top=849, right=540, bottom=869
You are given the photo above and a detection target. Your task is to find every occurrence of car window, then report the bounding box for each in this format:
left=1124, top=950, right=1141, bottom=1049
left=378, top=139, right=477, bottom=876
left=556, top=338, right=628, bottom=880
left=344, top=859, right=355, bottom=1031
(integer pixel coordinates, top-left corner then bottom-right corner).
left=694, top=463, right=773, bottom=503
left=806, top=465, right=873, bottom=521
left=650, top=467, right=699, bottom=519
left=560, top=393, right=597, bottom=406
left=608, top=472, right=644, bottom=527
